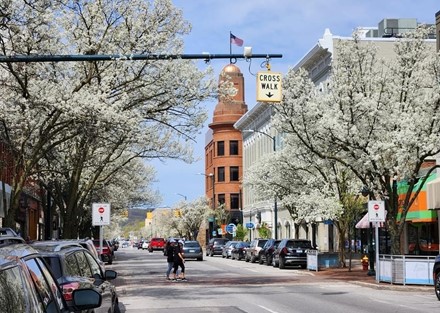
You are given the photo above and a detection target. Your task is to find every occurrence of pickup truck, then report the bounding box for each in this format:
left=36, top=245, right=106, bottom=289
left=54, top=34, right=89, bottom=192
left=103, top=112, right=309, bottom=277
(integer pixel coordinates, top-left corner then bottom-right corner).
left=148, top=237, right=165, bottom=252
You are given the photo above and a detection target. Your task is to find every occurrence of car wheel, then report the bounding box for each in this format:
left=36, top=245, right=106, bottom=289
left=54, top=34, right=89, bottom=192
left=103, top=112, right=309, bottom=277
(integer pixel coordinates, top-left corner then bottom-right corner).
left=107, top=259, right=113, bottom=265
left=279, top=257, right=285, bottom=269
left=250, top=256, right=256, bottom=263
left=114, top=299, right=121, bottom=313
left=258, top=257, right=264, bottom=265
left=266, top=256, right=272, bottom=266
left=435, top=272, right=440, bottom=300
left=197, top=257, right=203, bottom=261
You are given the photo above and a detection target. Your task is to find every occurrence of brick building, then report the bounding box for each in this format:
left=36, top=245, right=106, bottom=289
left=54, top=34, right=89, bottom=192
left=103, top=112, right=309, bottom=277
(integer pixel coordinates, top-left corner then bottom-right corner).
left=203, top=64, right=247, bottom=241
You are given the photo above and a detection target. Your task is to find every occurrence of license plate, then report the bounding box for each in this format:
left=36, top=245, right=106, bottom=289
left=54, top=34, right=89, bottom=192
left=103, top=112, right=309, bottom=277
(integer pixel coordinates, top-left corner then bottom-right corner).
left=297, top=249, right=303, bottom=253
left=189, top=249, right=195, bottom=253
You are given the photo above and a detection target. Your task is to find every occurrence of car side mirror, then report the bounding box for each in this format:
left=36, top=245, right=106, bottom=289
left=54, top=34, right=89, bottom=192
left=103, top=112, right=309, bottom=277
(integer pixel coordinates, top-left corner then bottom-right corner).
left=105, top=269, right=117, bottom=280
left=71, top=288, right=102, bottom=311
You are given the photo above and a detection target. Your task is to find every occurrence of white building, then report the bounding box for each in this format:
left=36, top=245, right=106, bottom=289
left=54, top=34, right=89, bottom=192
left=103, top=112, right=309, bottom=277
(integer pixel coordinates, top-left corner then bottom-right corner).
left=235, top=18, right=436, bottom=252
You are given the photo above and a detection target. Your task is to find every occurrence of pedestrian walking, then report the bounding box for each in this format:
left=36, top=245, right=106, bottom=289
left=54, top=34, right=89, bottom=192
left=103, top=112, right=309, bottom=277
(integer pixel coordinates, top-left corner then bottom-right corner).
left=172, top=240, right=186, bottom=281
left=165, top=239, right=176, bottom=280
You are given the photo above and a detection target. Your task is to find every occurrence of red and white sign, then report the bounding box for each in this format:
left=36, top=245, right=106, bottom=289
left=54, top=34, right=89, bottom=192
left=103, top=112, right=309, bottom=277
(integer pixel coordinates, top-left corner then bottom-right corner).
left=368, top=200, right=385, bottom=222
left=92, top=203, right=111, bottom=226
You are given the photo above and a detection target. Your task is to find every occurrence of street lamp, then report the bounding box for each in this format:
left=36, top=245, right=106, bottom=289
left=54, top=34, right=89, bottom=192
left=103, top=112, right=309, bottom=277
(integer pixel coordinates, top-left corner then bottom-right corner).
left=176, top=193, right=187, bottom=201
left=243, top=129, right=278, bottom=240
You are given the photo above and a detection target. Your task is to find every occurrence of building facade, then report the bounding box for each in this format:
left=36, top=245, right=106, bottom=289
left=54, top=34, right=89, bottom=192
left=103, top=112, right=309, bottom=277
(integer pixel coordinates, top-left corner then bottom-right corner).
left=203, top=64, right=248, bottom=241
left=235, top=18, right=437, bottom=253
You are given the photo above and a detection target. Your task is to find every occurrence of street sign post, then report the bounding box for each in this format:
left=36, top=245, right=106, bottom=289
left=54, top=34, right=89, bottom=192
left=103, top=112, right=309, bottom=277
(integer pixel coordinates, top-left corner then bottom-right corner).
left=92, top=203, right=111, bottom=226
left=226, top=223, right=237, bottom=235
left=256, top=71, right=282, bottom=103
left=368, top=200, right=385, bottom=283
left=368, top=201, right=385, bottom=222
left=245, top=222, right=255, bottom=229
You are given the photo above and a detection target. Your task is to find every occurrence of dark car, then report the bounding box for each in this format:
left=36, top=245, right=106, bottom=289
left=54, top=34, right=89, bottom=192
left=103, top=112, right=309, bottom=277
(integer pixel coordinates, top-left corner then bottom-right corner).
left=433, top=254, right=440, bottom=300
left=0, top=242, right=101, bottom=313
left=258, top=239, right=281, bottom=266
left=32, top=241, right=119, bottom=313
left=182, top=240, right=203, bottom=261
left=93, top=239, right=115, bottom=264
left=231, top=241, right=250, bottom=260
left=272, top=239, right=313, bottom=269
left=62, top=239, right=105, bottom=271
left=245, top=238, right=268, bottom=263
left=206, top=238, right=230, bottom=256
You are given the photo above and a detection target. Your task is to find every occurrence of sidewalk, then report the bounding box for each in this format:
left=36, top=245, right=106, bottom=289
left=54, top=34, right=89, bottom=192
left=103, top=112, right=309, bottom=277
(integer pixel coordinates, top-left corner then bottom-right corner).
left=313, top=261, right=433, bottom=292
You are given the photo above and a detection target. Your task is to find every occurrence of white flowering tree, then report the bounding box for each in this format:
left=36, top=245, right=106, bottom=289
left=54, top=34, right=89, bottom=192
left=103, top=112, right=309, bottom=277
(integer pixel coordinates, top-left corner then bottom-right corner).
left=153, top=197, right=209, bottom=240
left=244, top=145, right=364, bottom=266
left=273, top=27, right=440, bottom=254
left=0, top=0, right=216, bottom=235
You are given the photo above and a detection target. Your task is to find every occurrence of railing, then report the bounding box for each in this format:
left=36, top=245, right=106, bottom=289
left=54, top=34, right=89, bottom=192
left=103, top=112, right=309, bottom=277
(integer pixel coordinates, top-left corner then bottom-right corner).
left=378, top=254, right=436, bottom=285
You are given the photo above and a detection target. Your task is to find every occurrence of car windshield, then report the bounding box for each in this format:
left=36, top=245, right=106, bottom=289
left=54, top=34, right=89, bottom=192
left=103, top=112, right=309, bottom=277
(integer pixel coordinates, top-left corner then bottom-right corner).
left=287, top=241, right=312, bottom=249
left=258, top=240, right=268, bottom=247
left=184, top=242, right=200, bottom=248
left=42, top=256, right=63, bottom=279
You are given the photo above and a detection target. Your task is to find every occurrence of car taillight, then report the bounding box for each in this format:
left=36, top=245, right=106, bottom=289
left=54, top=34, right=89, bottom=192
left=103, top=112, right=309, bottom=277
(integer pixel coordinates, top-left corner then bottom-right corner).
left=281, top=247, right=288, bottom=255
left=62, top=282, right=81, bottom=301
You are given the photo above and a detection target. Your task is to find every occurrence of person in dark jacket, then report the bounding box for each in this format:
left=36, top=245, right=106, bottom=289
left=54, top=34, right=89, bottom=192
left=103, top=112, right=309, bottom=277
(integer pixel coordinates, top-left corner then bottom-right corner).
left=172, top=240, right=186, bottom=281
left=165, top=239, right=176, bottom=280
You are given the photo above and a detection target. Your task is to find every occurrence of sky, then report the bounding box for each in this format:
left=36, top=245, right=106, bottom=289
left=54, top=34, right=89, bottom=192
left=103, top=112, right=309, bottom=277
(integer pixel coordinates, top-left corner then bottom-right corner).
left=150, top=0, right=440, bottom=208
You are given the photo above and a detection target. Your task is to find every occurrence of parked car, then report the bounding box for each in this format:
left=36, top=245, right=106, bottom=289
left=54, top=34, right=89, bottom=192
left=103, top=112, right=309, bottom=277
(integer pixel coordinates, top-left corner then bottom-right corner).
left=231, top=241, right=250, bottom=260
left=245, top=238, right=268, bottom=263
left=182, top=240, right=203, bottom=261
left=142, top=240, right=150, bottom=250
left=0, top=227, right=19, bottom=237
left=0, top=242, right=101, bottom=313
left=272, top=239, right=313, bottom=269
left=32, top=241, right=119, bottom=313
left=206, top=238, right=230, bottom=256
left=148, top=237, right=166, bottom=252
left=433, top=254, right=440, bottom=300
left=222, top=241, right=239, bottom=259
left=258, top=239, right=281, bottom=266
left=93, top=239, right=115, bottom=264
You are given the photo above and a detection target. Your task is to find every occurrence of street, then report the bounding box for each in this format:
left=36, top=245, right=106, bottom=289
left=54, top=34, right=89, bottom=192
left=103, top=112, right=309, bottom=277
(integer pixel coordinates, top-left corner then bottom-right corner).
left=108, top=248, right=438, bottom=313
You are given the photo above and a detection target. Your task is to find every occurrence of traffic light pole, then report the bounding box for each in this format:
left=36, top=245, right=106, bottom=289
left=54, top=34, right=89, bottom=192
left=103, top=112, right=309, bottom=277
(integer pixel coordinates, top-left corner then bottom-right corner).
left=0, top=53, right=282, bottom=63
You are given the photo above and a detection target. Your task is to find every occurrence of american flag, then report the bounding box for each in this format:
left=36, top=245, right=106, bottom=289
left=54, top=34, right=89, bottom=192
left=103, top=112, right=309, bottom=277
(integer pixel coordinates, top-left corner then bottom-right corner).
left=230, top=33, right=244, bottom=47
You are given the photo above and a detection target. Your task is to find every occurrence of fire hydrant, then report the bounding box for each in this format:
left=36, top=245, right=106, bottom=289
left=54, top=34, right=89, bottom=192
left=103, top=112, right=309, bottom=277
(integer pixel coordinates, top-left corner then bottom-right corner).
left=361, top=255, right=369, bottom=271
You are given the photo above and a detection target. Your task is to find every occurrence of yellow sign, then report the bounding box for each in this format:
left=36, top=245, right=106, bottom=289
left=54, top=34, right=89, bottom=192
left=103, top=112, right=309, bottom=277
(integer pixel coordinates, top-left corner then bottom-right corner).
left=256, top=71, right=282, bottom=103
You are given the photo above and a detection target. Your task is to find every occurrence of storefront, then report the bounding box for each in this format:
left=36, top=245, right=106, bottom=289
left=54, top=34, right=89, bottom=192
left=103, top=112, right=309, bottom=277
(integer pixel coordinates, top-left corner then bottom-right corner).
left=398, top=173, right=439, bottom=255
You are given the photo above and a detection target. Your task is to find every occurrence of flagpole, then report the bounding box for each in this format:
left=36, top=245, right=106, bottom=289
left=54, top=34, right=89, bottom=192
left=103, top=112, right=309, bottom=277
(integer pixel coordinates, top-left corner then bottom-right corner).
left=229, top=31, right=232, bottom=63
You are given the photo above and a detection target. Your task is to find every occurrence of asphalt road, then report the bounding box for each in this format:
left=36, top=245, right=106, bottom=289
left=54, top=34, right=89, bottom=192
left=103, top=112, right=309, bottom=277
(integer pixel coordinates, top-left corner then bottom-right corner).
left=108, top=247, right=438, bottom=313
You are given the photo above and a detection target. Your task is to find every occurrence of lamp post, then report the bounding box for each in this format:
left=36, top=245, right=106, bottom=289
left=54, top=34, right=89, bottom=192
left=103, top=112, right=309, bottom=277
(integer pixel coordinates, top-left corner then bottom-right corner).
left=243, top=129, right=278, bottom=239
left=176, top=193, right=187, bottom=201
